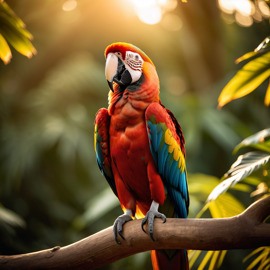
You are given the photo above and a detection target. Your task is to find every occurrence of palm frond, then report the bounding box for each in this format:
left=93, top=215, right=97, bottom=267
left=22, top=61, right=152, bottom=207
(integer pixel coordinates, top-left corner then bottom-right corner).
left=244, top=247, right=270, bottom=270
left=207, top=152, right=270, bottom=202
left=233, top=128, right=270, bottom=154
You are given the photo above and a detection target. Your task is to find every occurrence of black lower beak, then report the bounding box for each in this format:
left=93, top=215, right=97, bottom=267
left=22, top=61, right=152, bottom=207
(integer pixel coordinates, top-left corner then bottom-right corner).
left=107, top=80, right=114, bottom=92
left=108, top=58, right=132, bottom=93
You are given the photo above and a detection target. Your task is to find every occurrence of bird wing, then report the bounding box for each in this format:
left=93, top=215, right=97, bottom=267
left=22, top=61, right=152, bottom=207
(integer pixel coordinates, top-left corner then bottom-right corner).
left=145, top=102, right=189, bottom=218
left=94, top=108, right=118, bottom=197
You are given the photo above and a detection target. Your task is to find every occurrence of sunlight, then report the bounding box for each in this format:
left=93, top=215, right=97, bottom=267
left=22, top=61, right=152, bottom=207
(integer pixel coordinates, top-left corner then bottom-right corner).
left=218, top=0, right=270, bottom=26
left=234, top=0, right=254, bottom=16
left=130, top=0, right=156, bottom=9
left=235, top=12, right=253, bottom=27
left=162, top=0, right=178, bottom=11
left=258, top=0, right=270, bottom=18
left=137, top=6, right=162, bottom=25
left=128, top=0, right=178, bottom=25
left=218, top=0, right=234, bottom=14
left=62, top=0, right=77, bottom=11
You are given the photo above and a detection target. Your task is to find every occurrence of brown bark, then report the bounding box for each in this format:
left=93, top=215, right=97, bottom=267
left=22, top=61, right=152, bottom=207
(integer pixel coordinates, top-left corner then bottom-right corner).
left=1, top=196, right=270, bottom=270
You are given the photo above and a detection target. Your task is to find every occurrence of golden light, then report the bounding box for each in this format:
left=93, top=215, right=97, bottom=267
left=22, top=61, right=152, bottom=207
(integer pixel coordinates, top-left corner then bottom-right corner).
left=162, top=0, right=178, bottom=11
left=218, top=0, right=234, bottom=14
left=137, top=6, right=163, bottom=25
left=221, top=12, right=235, bottom=24
left=235, top=11, right=253, bottom=27
left=253, top=8, right=263, bottom=22
left=130, top=0, right=156, bottom=9
left=128, top=0, right=178, bottom=25
left=156, top=0, right=167, bottom=6
left=161, top=14, right=182, bottom=31
left=62, top=0, right=77, bottom=11
left=234, top=0, right=254, bottom=16
left=258, top=0, right=270, bottom=18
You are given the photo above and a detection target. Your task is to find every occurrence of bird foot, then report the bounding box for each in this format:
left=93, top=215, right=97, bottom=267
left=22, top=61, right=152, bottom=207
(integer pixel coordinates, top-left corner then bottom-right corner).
left=141, top=209, right=166, bottom=242
left=113, top=214, right=132, bottom=245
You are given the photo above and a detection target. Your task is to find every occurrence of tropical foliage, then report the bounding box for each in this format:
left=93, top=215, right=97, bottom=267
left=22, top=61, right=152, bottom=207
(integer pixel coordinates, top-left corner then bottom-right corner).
left=0, top=1, right=36, bottom=64
left=0, top=1, right=269, bottom=270
left=191, top=37, right=270, bottom=269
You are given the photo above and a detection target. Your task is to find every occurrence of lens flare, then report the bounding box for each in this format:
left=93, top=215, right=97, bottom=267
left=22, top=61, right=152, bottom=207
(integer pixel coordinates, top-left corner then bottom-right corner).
left=234, top=0, right=254, bottom=16
left=258, top=0, right=270, bottom=18
left=162, top=0, right=177, bottom=11
left=235, top=11, right=253, bottom=27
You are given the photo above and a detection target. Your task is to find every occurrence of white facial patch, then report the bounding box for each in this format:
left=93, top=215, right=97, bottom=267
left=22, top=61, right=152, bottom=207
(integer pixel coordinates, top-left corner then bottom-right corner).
left=125, top=51, right=144, bottom=84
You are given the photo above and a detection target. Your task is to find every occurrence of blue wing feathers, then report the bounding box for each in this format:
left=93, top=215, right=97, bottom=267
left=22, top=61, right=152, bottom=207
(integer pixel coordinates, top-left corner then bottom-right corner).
left=158, top=144, right=168, bottom=175
left=156, top=130, right=163, bottom=150
left=145, top=103, right=189, bottom=219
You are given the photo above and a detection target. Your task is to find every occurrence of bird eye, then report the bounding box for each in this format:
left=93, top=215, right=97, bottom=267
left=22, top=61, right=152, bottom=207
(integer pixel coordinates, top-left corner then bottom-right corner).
left=135, top=55, right=139, bottom=60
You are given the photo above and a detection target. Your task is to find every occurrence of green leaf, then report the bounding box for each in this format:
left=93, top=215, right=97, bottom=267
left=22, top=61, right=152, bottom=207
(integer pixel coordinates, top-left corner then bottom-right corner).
left=209, top=251, right=225, bottom=270
left=0, top=11, right=33, bottom=39
left=229, top=183, right=252, bottom=192
left=246, top=250, right=270, bottom=270
left=189, top=250, right=202, bottom=269
left=218, top=52, right=270, bottom=108
left=235, top=51, right=258, bottom=64
left=0, top=32, right=11, bottom=64
left=195, top=203, right=209, bottom=219
left=217, top=250, right=227, bottom=268
left=0, top=2, right=25, bottom=28
left=233, top=128, right=270, bottom=154
left=255, top=37, right=270, bottom=53
left=0, top=24, right=36, bottom=58
left=243, top=247, right=267, bottom=263
left=242, top=176, right=262, bottom=186
left=265, top=80, right=270, bottom=106
left=258, top=257, right=270, bottom=270
left=188, top=173, right=220, bottom=197
left=247, top=141, right=270, bottom=153
left=207, top=152, right=270, bottom=201
left=235, top=36, right=270, bottom=64
left=198, top=251, right=214, bottom=270
left=209, top=193, right=245, bottom=218
left=0, top=2, right=36, bottom=61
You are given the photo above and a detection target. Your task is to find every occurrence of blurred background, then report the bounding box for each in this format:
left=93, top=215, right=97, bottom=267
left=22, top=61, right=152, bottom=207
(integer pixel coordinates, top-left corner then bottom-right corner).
left=0, top=0, right=270, bottom=269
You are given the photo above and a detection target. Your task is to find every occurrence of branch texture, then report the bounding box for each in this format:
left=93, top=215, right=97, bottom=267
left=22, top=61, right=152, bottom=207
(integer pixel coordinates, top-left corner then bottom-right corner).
left=1, top=196, right=270, bottom=270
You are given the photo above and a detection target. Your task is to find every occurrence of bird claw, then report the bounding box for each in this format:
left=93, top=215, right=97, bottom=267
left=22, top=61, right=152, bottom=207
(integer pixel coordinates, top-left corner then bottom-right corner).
left=141, top=210, right=166, bottom=242
left=113, top=214, right=132, bottom=245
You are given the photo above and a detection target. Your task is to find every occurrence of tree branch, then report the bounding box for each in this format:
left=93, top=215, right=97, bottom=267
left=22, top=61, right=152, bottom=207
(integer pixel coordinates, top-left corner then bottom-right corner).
left=1, top=196, right=270, bottom=270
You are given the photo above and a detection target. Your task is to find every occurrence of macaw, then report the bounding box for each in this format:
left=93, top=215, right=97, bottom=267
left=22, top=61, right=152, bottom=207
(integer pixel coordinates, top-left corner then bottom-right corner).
left=94, top=42, right=189, bottom=270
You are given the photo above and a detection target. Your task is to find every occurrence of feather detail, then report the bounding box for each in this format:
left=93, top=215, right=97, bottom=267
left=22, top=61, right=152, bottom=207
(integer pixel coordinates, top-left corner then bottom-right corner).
left=94, top=108, right=117, bottom=197
left=145, top=102, right=189, bottom=218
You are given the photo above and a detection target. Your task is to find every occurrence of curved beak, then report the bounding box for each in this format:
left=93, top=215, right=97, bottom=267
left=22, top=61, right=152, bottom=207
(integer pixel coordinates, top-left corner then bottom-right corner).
left=105, top=53, right=132, bottom=92
left=105, top=53, right=118, bottom=92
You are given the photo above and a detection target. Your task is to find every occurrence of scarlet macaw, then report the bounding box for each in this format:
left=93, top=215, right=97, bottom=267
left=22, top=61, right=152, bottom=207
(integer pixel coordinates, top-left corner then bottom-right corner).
left=94, top=42, right=189, bottom=270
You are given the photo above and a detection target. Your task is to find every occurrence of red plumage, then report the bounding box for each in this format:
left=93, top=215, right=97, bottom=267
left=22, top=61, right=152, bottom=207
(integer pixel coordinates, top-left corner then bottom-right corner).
left=95, top=42, right=189, bottom=270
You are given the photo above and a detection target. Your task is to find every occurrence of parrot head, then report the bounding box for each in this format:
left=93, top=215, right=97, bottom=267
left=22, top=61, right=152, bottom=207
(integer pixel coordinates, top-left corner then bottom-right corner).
left=104, top=42, right=159, bottom=94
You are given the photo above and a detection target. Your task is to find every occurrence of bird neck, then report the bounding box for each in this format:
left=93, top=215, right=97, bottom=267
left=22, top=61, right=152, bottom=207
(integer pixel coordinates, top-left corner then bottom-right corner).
left=108, top=62, right=160, bottom=115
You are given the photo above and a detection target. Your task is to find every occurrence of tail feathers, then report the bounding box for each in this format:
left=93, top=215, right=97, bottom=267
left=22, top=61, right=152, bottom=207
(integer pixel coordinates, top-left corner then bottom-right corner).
left=151, top=249, right=189, bottom=270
